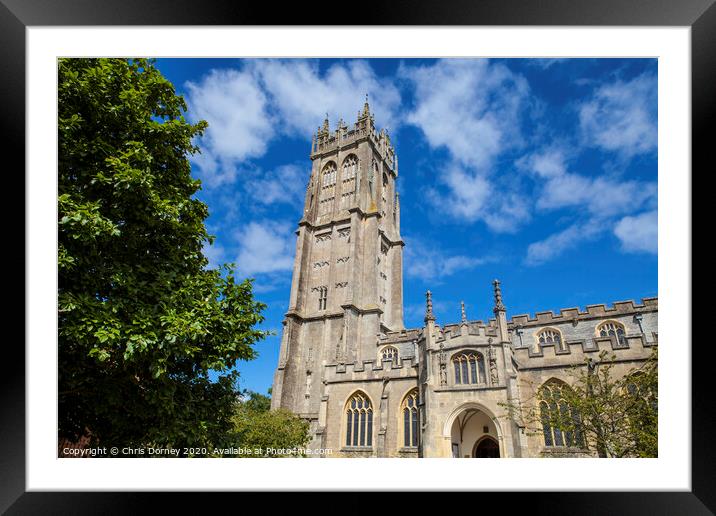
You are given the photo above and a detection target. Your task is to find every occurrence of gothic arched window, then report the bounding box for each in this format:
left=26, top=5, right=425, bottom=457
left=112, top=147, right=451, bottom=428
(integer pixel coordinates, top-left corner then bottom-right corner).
left=536, top=328, right=565, bottom=351
left=321, top=161, right=337, bottom=186
left=597, top=321, right=627, bottom=346
left=452, top=352, right=486, bottom=385
left=539, top=380, right=585, bottom=448
left=341, top=155, right=358, bottom=208
left=401, top=389, right=419, bottom=448
left=319, top=162, right=337, bottom=215
left=345, top=391, right=373, bottom=448
left=380, top=346, right=398, bottom=363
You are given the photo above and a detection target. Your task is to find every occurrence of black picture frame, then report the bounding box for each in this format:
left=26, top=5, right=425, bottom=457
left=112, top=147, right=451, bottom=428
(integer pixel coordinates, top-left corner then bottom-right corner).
left=4, top=0, right=708, bottom=512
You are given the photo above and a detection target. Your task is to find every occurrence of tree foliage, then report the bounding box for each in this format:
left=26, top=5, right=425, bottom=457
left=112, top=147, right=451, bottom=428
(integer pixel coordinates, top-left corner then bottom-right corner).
left=229, top=390, right=311, bottom=457
left=501, top=347, right=657, bottom=458
left=58, top=58, right=269, bottom=450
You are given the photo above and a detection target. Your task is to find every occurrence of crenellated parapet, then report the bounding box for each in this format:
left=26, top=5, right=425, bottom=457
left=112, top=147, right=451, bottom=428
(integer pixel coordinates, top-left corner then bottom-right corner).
left=324, top=356, right=419, bottom=385
left=509, top=297, right=657, bottom=327
left=438, top=320, right=500, bottom=342
left=512, top=331, right=656, bottom=369
left=509, top=297, right=658, bottom=369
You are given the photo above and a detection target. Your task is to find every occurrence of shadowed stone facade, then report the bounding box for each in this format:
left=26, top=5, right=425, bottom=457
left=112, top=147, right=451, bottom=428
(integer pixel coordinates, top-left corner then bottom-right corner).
left=270, top=101, right=658, bottom=458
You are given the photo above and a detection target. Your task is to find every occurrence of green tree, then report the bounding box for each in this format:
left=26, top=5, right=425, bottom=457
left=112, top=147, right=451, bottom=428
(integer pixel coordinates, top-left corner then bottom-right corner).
left=500, top=348, right=657, bottom=458
left=58, top=58, right=269, bottom=452
left=240, top=389, right=272, bottom=413
left=229, top=390, right=310, bottom=457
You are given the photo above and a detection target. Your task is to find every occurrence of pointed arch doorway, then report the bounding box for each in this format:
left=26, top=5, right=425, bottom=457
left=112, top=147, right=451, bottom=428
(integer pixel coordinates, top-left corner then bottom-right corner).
left=472, top=436, right=500, bottom=458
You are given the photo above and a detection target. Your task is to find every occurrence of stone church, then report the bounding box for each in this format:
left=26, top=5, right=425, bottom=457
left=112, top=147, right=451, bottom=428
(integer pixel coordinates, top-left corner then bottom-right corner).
left=270, top=99, right=658, bottom=458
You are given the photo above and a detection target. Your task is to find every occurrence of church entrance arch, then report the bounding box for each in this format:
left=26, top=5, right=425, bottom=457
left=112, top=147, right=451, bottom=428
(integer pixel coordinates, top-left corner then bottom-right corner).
left=445, top=403, right=503, bottom=458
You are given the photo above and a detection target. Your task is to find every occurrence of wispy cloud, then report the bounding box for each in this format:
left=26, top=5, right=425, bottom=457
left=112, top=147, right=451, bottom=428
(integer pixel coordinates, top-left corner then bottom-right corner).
left=519, top=143, right=657, bottom=265
left=401, top=59, right=533, bottom=232
left=525, top=220, right=605, bottom=266
left=425, top=165, right=490, bottom=220
left=401, top=58, right=530, bottom=170
left=526, top=58, right=568, bottom=70
left=578, top=72, right=657, bottom=158
left=519, top=148, right=657, bottom=218
left=404, top=235, right=491, bottom=282
left=245, top=164, right=307, bottom=208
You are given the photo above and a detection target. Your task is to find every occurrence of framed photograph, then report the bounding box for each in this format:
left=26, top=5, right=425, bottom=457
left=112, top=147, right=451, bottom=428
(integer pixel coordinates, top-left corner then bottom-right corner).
left=8, top=0, right=709, bottom=511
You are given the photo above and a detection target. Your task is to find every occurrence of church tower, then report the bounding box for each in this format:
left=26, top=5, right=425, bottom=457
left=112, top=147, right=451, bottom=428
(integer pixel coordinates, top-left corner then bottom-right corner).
left=271, top=98, right=405, bottom=427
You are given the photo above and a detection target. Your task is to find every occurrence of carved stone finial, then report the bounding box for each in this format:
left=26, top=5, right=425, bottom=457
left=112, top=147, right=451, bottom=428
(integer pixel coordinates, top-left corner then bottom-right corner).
left=322, top=113, right=330, bottom=133
left=493, top=279, right=506, bottom=312
left=424, top=290, right=436, bottom=323
left=460, top=301, right=467, bottom=323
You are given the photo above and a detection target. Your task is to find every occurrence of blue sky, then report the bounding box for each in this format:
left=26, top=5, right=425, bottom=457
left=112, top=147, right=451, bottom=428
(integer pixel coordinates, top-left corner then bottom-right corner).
left=154, top=58, right=658, bottom=395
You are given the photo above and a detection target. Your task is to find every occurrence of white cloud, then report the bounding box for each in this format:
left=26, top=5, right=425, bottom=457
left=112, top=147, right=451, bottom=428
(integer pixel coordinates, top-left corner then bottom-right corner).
left=520, top=147, right=658, bottom=265
left=425, top=164, right=530, bottom=232
left=426, top=165, right=491, bottom=220
left=527, top=148, right=568, bottom=178
left=401, top=59, right=530, bottom=169
left=185, top=60, right=402, bottom=189
left=253, top=60, right=402, bottom=135
left=185, top=68, right=273, bottom=187
left=483, top=192, right=532, bottom=233
left=404, top=236, right=489, bottom=282
left=525, top=220, right=604, bottom=266
left=246, top=164, right=307, bottom=208
left=614, top=210, right=658, bottom=254
left=234, top=221, right=295, bottom=277
left=519, top=148, right=657, bottom=218
left=579, top=72, right=657, bottom=157
left=402, top=59, right=532, bottom=233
